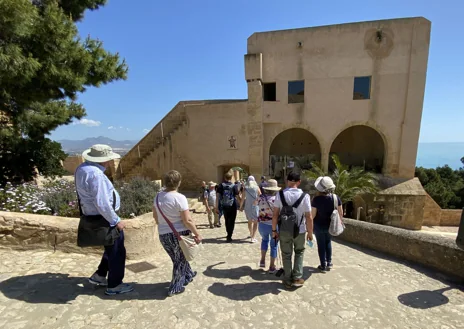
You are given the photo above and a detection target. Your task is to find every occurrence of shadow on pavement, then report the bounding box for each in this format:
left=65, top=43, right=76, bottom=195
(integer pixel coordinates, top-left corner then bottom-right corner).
left=203, top=262, right=317, bottom=281
left=0, top=273, right=171, bottom=303
left=398, top=287, right=453, bottom=309
left=201, top=237, right=250, bottom=245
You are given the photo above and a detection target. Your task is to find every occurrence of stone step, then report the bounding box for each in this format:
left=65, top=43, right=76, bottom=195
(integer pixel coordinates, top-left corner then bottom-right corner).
left=187, top=198, right=206, bottom=214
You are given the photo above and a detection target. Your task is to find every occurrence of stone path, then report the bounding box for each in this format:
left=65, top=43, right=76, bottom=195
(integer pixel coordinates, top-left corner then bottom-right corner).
left=0, top=213, right=463, bottom=329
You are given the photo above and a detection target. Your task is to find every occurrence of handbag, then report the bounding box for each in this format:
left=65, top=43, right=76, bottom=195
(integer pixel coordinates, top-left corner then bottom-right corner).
left=76, top=189, right=120, bottom=247
left=329, top=194, right=345, bottom=236
left=156, top=194, right=201, bottom=261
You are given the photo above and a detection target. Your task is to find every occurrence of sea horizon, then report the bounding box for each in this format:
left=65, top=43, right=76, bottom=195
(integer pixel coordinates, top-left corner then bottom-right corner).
left=416, top=142, right=463, bottom=169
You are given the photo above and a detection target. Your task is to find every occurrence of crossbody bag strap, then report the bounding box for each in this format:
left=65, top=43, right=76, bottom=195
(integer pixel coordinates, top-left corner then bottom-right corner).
left=279, top=189, right=288, bottom=207
left=332, top=193, right=337, bottom=210
left=74, top=172, right=84, bottom=217
left=156, top=194, right=182, bottom=241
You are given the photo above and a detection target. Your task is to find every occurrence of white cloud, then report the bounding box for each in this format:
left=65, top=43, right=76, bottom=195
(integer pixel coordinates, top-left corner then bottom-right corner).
left=119, top=126, right=123, bottom=129
left=143, top=128, right=149, bottom=133
left=108, top=126, right=116, bottom=130
left=73, top=118, right=101, bottom=127
left=126, top=128, right=131, bottom=132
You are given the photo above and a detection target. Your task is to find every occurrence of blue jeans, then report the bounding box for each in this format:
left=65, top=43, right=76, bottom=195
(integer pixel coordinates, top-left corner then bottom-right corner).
left=315, top=230, right=332, bottom=267
left=258, top=223, right=278, bottom=258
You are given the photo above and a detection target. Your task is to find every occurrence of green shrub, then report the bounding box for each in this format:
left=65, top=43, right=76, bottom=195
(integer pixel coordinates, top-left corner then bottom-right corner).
left=115, top=177, right=160, bottom=218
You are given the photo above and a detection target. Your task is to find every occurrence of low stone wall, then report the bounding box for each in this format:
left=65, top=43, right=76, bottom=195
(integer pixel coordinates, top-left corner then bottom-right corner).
left=441, top=209, right=462, bottom=226
left=0, top=211, right=159, bottom=260
left=338, top=218, right=464, bottom=281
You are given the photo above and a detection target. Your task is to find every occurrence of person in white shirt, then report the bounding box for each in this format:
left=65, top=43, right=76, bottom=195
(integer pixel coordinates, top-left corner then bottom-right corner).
left=272, top=172, right=313, bottom=289
left=153, top=170, right=202, bottom=297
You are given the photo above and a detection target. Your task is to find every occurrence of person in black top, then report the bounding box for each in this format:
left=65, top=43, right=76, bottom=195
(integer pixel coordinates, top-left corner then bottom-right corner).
left=311, top=176, right=343, bottom=272
left=216, top=170, right=239, bottom=242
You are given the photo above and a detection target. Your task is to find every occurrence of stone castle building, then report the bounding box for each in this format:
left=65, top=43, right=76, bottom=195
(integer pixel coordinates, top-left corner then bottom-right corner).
left=116, top=17, right=431, bottom=192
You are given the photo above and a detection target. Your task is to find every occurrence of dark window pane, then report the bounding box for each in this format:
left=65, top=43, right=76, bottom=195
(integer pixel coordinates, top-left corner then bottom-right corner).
left=263, top=83, right=276, bottom=101
left=353, top=76, right=371, bottom=100
left=288, top=80, right=304, bottom=103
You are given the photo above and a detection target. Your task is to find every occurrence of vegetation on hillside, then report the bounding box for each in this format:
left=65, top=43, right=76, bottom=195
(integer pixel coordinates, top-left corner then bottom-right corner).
left=0, top=0, right=127, bottom=185
left=415, top=157, right=464, bottom=209
left=0, top=177, right=159, bottom=219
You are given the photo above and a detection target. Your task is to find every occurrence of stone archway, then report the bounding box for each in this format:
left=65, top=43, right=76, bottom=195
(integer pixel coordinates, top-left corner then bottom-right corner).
left=269, top=128, right=321, bottom=182
left=329, top=125, right=385, bottom=173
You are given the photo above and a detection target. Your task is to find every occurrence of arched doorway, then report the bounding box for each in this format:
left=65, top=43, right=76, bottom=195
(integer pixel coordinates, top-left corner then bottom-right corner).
left=269, top=128, right=321, bottom=183
left=330, top=125, right=385, bottom=173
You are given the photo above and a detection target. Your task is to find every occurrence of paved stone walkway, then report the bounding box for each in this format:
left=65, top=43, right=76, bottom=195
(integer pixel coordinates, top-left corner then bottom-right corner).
left=0, top=213, right=463, bottom=329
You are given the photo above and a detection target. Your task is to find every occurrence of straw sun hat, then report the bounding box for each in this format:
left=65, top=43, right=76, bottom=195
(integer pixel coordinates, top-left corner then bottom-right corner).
left=263, top=179, right=281, bottom=191
left=82, top=144, right=121, bottom=163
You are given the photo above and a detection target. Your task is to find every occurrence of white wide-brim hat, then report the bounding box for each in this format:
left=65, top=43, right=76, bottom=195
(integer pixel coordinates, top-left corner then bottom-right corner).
left=263, top=179, right=281, bottom=191
left=82, top=144, right=121, bottom=163
left=315, top=176, right=336, bottom=192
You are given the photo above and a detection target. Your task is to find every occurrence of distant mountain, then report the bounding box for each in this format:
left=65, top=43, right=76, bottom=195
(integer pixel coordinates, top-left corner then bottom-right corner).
left=57, top=136, right=137, bottom=155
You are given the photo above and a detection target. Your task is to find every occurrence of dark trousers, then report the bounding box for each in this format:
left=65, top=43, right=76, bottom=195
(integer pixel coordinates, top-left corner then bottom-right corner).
left=96, top=230, right=126, bottom=288
left=315, top=231, right=332, bottom=267
left=223, top=206, right=237, bottom=239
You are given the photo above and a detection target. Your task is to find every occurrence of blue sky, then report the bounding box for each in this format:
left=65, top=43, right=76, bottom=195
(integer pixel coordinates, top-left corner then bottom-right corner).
left=52, top=0, right=464, bottom=143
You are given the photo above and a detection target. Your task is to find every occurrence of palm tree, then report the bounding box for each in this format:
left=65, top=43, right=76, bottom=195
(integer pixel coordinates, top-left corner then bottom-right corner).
left=302, top=154, right=379, bottom=203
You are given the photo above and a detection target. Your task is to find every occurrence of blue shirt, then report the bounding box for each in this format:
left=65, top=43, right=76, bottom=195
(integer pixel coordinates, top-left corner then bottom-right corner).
left=75, top=162, right=121, bottom=227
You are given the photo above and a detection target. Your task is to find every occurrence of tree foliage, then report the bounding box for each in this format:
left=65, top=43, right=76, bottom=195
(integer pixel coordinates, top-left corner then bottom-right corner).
left=303, top=154, right=379, bottom=202
left=0, top=0, right=127, bottom=184
left=415, top=161, right=464, bottom=209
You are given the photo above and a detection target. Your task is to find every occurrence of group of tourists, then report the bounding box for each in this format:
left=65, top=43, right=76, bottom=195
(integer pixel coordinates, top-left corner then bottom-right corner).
left=75, top=144, right=343, bottom=297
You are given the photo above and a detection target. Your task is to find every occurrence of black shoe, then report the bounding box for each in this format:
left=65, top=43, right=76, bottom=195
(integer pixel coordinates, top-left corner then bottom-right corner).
left=226, top=237, right=232, bottom=243
left=318, top=265, right=327, bottom=273
left=168, top=287, right=185, bottom=297
left=326, top=263, right=333, bottom=271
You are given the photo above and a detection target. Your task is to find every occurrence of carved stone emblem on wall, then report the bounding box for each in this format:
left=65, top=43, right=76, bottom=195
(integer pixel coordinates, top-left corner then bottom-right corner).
left=228, top=136, right=237, bottom=149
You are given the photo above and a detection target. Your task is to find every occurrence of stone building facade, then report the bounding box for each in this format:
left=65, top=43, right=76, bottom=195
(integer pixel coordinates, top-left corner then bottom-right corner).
left=117, top=17, right=431, bottom=192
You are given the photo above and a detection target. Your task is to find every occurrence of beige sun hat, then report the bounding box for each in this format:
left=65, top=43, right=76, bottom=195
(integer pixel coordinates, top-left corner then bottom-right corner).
left=82, top=144, right=121, bottom=163
left=263, top=179, right=281, bottom=191
left=315, top=176, right=336, bottom=192
left=208, top=181, right=217, bottom=187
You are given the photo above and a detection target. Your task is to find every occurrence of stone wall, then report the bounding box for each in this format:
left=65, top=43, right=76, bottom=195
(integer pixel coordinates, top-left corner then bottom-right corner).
left=338, top=218, right=464, bottom=281
left=62, top=156, right=84, bottom=174
left=422, top=194, right=462, bottom=227
left=441, top=209, right=463, bottom=226
left=0, top=211, right=159, bottom=260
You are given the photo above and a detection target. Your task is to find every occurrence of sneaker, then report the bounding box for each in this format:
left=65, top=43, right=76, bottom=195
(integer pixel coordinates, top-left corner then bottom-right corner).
left=318, top=265, right=327, bottom=273
left=268, top=266, right=277, bottom=274
left=293, top=278, right=305, bottom=287
left=215, top=224, right=221, bottom=228
left=282, top=281, right=293, bottom=289
left=251, top=238, right=258, bottom=243
left=210, top=225, right=214, bottom=229
left=226, top=237, right=232, bottom=243
left=168, top=287, right=186, bottom=297
left=259, top=260, right=265, bottom=268
left=88, top=273, right=107, bottom=286
left=327, top=262, right=333, bottom=271
left=105, top=283, right=134, bottom=296
left=184, top=271, right=197, bottom=286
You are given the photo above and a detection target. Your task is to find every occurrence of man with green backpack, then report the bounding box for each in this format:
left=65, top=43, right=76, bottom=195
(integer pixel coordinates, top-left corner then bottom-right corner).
left=272, top=172, right=313, bottom=289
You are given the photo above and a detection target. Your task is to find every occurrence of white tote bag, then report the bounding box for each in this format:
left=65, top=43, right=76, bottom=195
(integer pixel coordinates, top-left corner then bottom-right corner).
left=329, top=194, right=345, bottom=236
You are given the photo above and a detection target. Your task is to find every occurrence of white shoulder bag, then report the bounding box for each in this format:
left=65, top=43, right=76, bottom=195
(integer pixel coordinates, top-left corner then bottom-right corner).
left=329, top=194, right=345, bottom=236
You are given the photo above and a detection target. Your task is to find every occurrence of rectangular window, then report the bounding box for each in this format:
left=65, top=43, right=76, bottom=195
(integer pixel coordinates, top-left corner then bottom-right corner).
left=288, top=80, right=304, bottom=103
left=353, top=76, right=371, bottom=100
left=263, top=83, right=276, bottom=101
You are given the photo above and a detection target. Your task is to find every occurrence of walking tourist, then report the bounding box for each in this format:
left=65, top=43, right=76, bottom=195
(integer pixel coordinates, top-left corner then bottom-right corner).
left=216, top=170, right=239, bottom=242
left=240, top=176, right=261, bottom=243
left=312, top=176, right=343, bottom=272
left=153, top=170, right=202, bottom=297
left=257, top=179, right=280, bottom=273
left=205, top=181, right=220, bottom=228
left=214, top=184, right=223, bottom=227
left=75, top=144, right=134, bottom=296
left=272, top=172, right=313, bottom=289
left=259, top=175, right=268, bottom=194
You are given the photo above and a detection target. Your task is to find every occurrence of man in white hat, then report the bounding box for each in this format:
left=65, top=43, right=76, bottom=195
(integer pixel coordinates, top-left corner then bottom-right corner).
left=75, top=144, right=133, bottom=295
